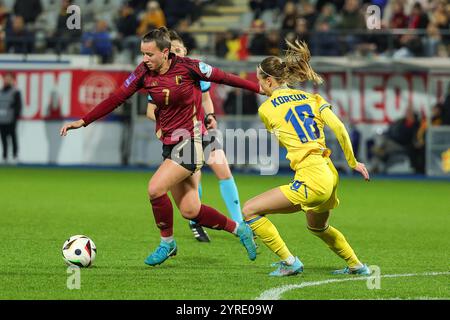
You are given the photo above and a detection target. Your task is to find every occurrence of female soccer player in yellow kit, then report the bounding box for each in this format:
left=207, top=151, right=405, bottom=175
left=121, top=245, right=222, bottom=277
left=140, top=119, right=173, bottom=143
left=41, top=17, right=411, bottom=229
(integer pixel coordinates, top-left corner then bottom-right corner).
left=242, top=40, right=371, bottom=276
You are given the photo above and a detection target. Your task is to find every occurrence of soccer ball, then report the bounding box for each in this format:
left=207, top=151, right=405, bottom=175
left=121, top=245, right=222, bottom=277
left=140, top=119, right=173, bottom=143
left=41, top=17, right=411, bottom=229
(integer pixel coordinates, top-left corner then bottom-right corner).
left=62, top=235, right=97, bottom=267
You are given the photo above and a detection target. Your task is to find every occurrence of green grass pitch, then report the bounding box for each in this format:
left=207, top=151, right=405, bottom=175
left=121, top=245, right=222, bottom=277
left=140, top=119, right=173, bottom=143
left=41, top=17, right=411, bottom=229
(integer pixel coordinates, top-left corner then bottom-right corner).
left=0, top=166, right=449, bottom=300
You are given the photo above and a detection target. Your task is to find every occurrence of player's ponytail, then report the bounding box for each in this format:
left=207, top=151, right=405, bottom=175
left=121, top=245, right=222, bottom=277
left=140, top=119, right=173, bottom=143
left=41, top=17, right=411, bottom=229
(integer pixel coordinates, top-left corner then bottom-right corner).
left=283, top=39, right=323, bottom=85
left=142, top=27, right=171, bottom=51
left=258, top=40, right=323, bottom=86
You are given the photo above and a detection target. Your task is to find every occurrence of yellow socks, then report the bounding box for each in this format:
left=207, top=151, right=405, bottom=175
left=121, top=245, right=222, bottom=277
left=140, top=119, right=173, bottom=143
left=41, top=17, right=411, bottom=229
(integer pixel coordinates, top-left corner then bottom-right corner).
left=308, top=225, right=362, bottom=269
left=246, top=216, right=292, bottom=261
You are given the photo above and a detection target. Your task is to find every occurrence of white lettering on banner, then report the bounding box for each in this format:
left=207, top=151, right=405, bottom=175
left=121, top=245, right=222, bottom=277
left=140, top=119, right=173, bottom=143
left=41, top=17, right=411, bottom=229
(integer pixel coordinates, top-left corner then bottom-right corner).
left=351, top=75, right=362, bottom=122
left=41, top=73, right=71, bottom=118
left=364, top=75, right=384, bottom=122
left=385, top=75, right=409, bottom=122
left=78, top=74, right=116, bottom=114
left=329, top=74, right=348, bottom=119
left=429, top=75, right=450, bottom=107
left=16, top=72, right=71, bottom=119
left=19, top=73, right=40, bottom=119
left=268, top=72, right=445, bottom=124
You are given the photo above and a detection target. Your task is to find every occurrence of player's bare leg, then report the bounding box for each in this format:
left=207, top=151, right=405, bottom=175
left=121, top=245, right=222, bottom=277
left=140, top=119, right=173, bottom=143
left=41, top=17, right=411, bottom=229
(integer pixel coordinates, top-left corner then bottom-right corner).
left=242, top=188, right=303, bottom=276
left=306, top=210, right=370, bottom=275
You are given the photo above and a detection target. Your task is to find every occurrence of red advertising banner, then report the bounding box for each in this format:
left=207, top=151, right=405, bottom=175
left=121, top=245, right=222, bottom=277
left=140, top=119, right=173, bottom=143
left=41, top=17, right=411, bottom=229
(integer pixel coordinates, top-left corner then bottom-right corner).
left=1, top=69, right=448, bottom=124
left=210, top=71, right=449, bottom=125
left=0, top=69, right=130, bottom=120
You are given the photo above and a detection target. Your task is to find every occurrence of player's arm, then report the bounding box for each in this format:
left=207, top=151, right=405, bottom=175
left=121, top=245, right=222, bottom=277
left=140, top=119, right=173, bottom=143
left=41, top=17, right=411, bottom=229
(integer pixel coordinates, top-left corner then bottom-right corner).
left=321, top=107, right=370, bottom=181
left=60, top=64, right=146, bottom=136
left=146, top=103, right=157, bottom=121
left=190, top=60, right=262, bottom=95
left=202, top=91, right=217, bottom=129
left=146, top=94, right=156, bottom=121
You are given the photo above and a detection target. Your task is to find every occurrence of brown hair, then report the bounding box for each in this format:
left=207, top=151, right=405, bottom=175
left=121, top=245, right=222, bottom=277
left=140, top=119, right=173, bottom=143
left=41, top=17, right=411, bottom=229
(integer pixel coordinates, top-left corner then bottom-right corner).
left=168, top=30, right=184, bottom=44
left=142, top=27, right=171, bottom=51
left=258, top=39, right=323, bottom=85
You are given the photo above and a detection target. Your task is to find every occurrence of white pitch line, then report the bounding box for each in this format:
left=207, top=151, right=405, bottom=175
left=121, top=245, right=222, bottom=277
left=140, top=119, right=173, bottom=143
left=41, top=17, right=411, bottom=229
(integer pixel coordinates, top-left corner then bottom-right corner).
left=256, top=271, right=450, bottom=300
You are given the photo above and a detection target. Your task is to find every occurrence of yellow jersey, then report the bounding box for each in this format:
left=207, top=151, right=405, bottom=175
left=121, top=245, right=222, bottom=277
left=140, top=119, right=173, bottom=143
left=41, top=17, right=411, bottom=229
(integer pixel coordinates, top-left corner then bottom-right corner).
left=258, top=87, right=357, bottom=171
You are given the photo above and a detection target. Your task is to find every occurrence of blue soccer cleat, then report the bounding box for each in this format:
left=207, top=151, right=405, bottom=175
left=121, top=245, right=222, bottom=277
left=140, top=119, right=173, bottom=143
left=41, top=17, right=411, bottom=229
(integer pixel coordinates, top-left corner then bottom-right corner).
left=236, top=222, right=257, bottom=261
left=144, top=240, right=177, bottom=266
left=331, top=264, right=371, bottom=275
left=269, top=257, right=304, bottom=276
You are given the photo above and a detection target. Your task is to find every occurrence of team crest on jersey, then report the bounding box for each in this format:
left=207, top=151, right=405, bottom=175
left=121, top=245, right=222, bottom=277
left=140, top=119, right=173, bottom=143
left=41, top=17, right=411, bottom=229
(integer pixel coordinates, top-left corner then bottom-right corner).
left=175, top=75, right=182, bottom=85
left=289, top=180, right=304, bottom=192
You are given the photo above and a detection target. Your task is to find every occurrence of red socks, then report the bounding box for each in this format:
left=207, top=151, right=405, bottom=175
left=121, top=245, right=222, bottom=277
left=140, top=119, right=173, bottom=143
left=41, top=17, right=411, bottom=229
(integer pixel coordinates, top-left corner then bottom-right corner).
left=150, top=196, right=237, bottom=236
left=150, top=194, right=173, bottom=237
left=193, top=204, right=237, bottom=233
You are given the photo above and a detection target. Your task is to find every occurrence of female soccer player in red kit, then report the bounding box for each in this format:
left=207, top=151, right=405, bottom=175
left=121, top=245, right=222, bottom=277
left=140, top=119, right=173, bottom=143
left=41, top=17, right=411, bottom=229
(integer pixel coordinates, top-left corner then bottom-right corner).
left=60, top=27, right=258, bottom=266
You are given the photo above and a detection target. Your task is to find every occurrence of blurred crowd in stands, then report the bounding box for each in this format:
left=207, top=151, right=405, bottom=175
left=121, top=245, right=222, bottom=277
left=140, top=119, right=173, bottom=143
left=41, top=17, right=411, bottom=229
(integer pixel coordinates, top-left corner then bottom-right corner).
left=0, top=0, right=448, bottom=62
left=367, top=84, right=450, bottom=174
left=0, top=0, right=209, bottom=62
left=243, top=0, right=449, bottom=58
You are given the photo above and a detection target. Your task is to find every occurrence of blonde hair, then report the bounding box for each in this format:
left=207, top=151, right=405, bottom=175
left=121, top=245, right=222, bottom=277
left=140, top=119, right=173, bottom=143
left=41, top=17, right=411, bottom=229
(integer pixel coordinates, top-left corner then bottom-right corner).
left=258, top=39, right=323, bottom=85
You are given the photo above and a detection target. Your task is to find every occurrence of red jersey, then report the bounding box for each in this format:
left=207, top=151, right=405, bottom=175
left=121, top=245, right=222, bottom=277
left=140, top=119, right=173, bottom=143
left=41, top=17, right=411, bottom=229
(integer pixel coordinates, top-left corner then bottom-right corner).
left=82, top=53, right=260, bottom=145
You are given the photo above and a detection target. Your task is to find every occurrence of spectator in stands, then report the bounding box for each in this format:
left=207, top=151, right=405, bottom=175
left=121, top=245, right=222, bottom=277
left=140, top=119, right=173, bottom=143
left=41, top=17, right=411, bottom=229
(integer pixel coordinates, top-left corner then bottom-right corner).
left=389, top=1, right=408, bottom=28
left=339, top=0, right=366, bottom=30
left=164, top=0, right=192, bottom=28
left=266, top=30, right=281, bottom=56
left=314, top=3, right=338, bottom=30
left=225, top=31, right=244, bottom=60
left=13, top=0, right=42, bottom=24
left=369, top=106, right=421, bottom=173
left=338, top=0, right=366, bottom=53
left=293, top=18, right=310, bottom=45
left=432, top=0, right=450, bottom=46
left=249, top=0, right=272, bottom=19
left=393, top=33, right=424, bottom=57
left=214, top=32, right=229, bottom=58
left=0, top=72, right=22, bottom=164
left=175, top=19, right=197, bottom=54
left=412, top=93, right=450, bottom=174
left=408, top=2, right=429, bottom=29
left=115, top=1, right=140, bottom=60
left=49, top=0, right=81, bottom=54
left=137, top=1, right=166, bottom=36
left=315, top=0, right=345, bottom=13
left=116, top=1, right=139, bottom=39
left=127, top=0, right=147, bottom=14
left=281, top=1, right=298, bottom=32
left=0, top=27, right=4, bottom=53
left=249, top=19, right=269, bottom=56
left=5, top=15, right=34, bottom=53
left=312, top=21, right=340, bottom=56
left=0, top=1, right=10, bottom=53
left=0, top=0, right=9, bottom=27
left=81, top=20, right=113, bottom=64
left=299, top=1, right=318, bottom=29
left=423, top=22, right=442, bottom=57
left=442, top=83, right=450, bottom=125
left=432, top=0, right=449, bottom=30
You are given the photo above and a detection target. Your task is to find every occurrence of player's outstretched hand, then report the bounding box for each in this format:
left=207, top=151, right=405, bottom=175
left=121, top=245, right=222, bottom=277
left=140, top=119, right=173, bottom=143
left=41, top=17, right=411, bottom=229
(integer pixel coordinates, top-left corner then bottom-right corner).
left=354, top=162, right=370, bottom=181
left=60, top=119, right=85, bottom=136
